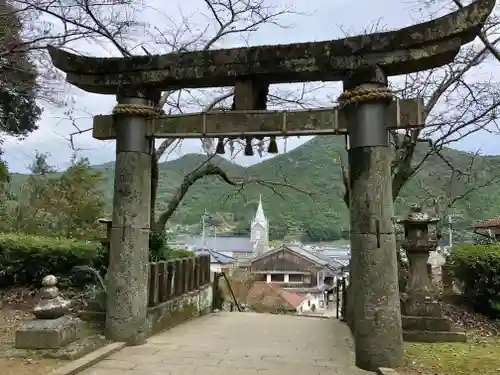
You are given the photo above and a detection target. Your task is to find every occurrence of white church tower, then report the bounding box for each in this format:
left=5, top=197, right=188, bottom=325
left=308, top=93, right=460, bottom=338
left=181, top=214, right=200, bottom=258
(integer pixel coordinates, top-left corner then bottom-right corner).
left=250, top=195, right=269, bottom=255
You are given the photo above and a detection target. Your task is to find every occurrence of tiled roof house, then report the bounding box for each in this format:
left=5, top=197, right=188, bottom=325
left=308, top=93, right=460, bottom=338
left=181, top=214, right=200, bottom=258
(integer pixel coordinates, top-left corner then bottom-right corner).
left=247, top=282, right=306, bottom=311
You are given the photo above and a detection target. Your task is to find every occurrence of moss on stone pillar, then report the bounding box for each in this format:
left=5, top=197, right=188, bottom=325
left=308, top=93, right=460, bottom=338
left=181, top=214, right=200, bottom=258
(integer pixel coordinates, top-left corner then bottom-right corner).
left=105, top=96, right=153, bottom=345
left=344, top=66, right=404, bottom=371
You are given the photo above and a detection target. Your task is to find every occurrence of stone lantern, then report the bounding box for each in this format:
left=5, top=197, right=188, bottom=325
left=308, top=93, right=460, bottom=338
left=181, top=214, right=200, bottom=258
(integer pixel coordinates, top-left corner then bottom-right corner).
left=397, top=205, right=440, bottom=317
left=397, top=205, right=465, bottom=342
left=397, top=205, right=438, bottom=301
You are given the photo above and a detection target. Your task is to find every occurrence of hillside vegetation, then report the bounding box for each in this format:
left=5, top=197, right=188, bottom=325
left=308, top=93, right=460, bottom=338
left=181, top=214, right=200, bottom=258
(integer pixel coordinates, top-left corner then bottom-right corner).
left=10, top=136, right=500, bottom=241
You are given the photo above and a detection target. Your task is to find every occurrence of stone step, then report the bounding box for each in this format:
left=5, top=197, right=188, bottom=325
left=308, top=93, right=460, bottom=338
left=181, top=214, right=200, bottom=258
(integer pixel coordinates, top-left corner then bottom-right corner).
left=402, top=315, right=453, bottom=331
left=403, top=330, right=466, bottom=343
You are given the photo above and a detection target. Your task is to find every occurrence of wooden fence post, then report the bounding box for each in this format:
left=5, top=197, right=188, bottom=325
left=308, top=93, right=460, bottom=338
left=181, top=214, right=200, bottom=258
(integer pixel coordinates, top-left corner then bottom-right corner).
left=166, top=261, right=174, bottom=299
left=148, top=262, right=159, bottom=307
left=194, top=256, right=201, bottom=289
left=188, top=257, right=195, bottom=291
left=158, top=261, right=168, bottom=302
left=148, top=262, right=158, bottom=306
left=182, top=258, right=190, bottom=293
left=175, top=259, right=184, bottom=296
left=200, top=254, right=209, bottom=285
left=200, top=255, right=206, bottom=285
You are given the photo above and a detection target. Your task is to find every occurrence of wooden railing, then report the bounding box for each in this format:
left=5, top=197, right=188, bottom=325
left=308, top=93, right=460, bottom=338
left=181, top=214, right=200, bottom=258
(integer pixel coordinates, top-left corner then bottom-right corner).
left=147, top=254, right=211, bottom=308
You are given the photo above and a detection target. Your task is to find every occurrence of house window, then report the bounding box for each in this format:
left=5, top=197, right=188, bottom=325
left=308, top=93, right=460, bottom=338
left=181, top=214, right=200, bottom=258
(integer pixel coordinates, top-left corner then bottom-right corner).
left=288, top=274, right=302, bottom=283
left=270, top=274, right=285, bottom=282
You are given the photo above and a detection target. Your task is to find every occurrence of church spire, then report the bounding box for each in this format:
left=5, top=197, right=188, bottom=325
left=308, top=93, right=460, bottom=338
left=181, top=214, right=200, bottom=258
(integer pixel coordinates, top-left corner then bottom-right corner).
left=254, top=195, right=266, bottom=225
left=251, top=194, right=269, bottom=255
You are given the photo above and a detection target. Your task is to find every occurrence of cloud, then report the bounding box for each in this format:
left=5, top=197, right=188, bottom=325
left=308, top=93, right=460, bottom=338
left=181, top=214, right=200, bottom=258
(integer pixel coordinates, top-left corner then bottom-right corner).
left=3, top=0, right=499, bottom=173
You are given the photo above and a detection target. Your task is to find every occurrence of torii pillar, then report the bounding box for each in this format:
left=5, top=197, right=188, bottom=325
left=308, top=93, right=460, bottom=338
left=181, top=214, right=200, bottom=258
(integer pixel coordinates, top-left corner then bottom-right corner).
left=105, top=91, right=156, bottom=344
left=344, top=66, right=403, bottom=370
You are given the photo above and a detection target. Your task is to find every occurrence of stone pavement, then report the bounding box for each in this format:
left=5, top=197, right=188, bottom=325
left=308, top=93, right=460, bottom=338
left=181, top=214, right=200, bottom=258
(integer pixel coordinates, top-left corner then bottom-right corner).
left=80, top=312, right=373, bottom=375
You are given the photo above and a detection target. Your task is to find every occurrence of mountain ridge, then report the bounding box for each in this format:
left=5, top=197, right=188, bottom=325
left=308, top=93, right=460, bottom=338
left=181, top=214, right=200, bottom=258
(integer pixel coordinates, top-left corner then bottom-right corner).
left=10, top=136, right=500, bottom=241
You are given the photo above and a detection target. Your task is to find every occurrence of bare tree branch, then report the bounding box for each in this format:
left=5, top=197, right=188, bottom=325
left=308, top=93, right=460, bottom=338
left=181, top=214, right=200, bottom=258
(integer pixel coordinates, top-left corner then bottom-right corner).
left=154, top=161, right=312, bottom=231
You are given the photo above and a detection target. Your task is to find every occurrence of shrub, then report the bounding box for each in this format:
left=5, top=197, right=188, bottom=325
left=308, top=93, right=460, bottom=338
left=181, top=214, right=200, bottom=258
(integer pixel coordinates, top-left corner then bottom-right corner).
left=149, top=230, right=194, bottom=261
left=149, top=230, right=168, bottom=261
left=447, top=243, right=500, bottom=317
left=0, top=232, right=195, bottom=288
left=0, top=233, right=102, bottom=287
left=161, top=248, right=195, bottom=259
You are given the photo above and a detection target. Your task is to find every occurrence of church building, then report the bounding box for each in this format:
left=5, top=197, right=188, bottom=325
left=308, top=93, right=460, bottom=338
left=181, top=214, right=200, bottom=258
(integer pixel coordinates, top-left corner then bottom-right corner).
left=250, top=195, right=269, bottom=256
left=184, top=196, right=270, bottom=266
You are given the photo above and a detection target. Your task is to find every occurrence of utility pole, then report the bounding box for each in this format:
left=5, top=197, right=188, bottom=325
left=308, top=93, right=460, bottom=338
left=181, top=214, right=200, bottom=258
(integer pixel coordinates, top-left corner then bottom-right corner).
left=447, top=215, right=453, bottom=250
left=202, top=209, right=207, bottom=250
left=202, top=209, right=213, bottom=250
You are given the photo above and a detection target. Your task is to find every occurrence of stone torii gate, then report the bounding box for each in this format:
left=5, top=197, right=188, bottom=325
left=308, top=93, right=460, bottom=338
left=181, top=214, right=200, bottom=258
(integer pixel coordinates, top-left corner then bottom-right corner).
left=48, top=0, right=493, bottom=371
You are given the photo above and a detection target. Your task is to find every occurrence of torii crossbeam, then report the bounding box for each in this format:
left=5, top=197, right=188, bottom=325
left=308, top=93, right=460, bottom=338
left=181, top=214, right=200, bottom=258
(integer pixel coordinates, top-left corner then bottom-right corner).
left=92, top=98, right=425, bottom=140
left=49, top=0, right=492, bottom=94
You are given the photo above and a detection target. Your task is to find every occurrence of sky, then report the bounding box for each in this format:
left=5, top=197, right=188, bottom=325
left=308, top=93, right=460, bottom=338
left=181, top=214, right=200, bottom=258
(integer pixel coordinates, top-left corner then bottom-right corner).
left=3, top=0, right=500, bottom=173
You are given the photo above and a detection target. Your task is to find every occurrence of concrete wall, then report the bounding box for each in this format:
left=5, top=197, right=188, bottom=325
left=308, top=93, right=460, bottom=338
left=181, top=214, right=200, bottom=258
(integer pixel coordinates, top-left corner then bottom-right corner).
left=78, top=284, right=213, bottom=337
left=147, top=284, right=213, bottom=335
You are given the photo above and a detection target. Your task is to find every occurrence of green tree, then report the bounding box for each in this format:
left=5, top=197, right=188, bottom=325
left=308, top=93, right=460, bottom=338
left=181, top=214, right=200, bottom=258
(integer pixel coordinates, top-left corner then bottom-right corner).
left=0, top=157, right=12, bottom=231
left=52, top=156, right=105, bottom=238
left=7, top=151, right=57, bottom=233
left=28, top=150, right=56, bottom=175
left=301, top=222, right=341, bottom=242
left=0, top=0, right=41, bottom=138
left=6, top=153, right=104, bottom=238
left=0, top=157, right=9, bottom=184
left=232, top=220, right=250, bottom=236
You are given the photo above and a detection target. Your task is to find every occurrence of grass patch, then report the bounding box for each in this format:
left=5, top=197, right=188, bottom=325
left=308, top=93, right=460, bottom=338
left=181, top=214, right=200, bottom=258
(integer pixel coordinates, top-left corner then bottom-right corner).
left=402, top=336, right=500, bottom=375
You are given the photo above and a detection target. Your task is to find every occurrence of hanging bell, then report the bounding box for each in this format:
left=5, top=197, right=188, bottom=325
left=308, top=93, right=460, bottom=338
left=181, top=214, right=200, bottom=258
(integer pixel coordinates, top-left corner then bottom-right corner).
left=257, top=140, right=264, bottom=157
left=244, top=137, right=254, bottom=156
left=215, top=137, right=225, bottom=154
left=267, top=136, right=278, bottom=154
left=255, top=136, right=265, bottom=157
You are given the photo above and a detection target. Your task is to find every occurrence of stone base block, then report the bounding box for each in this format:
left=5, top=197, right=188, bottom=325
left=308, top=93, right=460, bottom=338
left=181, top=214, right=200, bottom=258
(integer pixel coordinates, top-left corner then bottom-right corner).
left=403, top=330, right=466, bottom=343
left=402, top=315, right=453, bottom=331
left=402, top=297, right=442, bottom=317
left=15, top=315, right=81, bottom=349
left=45, top=334, right=111, bottom=360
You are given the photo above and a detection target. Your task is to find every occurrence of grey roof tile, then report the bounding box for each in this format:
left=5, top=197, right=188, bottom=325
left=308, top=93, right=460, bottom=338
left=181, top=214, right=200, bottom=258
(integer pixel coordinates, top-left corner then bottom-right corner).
left=185, top=235, right=253, bottom=253
left=194, top=249, right=236, bottom=264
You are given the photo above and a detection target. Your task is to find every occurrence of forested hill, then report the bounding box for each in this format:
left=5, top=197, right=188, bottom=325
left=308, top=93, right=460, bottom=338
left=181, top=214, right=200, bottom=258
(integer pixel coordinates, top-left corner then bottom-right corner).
left=11, top=136, right=500, bottom=241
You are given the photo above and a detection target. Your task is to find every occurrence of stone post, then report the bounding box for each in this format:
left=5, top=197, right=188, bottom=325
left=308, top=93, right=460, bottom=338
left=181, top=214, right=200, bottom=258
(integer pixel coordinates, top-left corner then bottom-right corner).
left=343, top=66, right=403, bottom=371
left=105, top=93, right=154, bottom=345
left=98, top=218, right=112, bottom=249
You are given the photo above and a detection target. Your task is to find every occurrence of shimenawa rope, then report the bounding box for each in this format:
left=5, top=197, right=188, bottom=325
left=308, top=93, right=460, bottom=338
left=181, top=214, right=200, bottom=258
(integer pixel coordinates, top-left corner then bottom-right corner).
left=337, top=87, right=393, bottom=109
left=113, top=87, right=393, bottom=117
left=112, top=103, right=165, bottom=118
